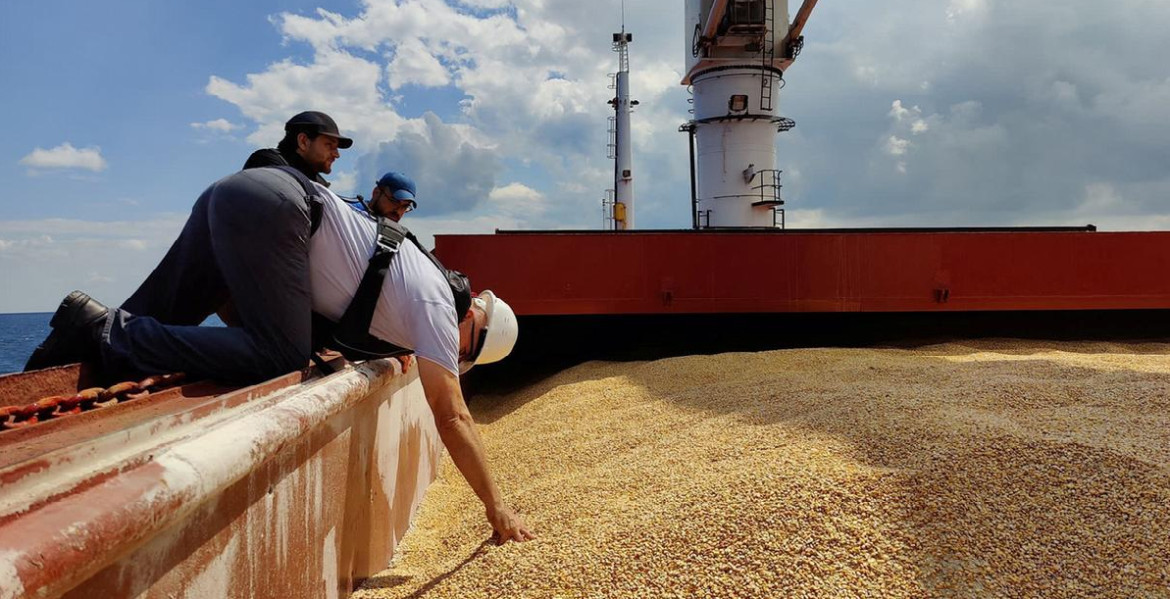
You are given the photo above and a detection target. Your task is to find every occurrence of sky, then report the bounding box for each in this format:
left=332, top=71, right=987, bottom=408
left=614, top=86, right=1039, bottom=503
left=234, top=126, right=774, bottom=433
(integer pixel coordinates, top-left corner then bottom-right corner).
left=2, top=0, right=1170, bottom=312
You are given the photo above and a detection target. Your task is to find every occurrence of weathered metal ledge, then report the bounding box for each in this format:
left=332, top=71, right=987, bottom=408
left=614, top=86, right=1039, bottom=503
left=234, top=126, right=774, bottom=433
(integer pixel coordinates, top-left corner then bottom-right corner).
left=0, top=358, right=441, bottom=599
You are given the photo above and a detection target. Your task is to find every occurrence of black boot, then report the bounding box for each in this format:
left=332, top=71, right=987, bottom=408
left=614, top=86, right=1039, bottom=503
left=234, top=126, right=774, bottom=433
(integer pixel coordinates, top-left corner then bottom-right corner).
left=24, top=291, right=109, bottom=372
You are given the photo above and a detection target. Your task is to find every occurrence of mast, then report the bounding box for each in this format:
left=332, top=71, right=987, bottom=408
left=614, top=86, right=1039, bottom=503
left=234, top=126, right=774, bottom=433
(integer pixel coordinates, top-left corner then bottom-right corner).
left=604, top=9, right=638, bottom=231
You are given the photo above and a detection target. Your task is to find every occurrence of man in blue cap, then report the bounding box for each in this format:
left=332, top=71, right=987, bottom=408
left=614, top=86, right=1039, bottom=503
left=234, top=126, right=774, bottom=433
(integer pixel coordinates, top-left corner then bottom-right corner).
left=366, top=171, right=418, bottom=222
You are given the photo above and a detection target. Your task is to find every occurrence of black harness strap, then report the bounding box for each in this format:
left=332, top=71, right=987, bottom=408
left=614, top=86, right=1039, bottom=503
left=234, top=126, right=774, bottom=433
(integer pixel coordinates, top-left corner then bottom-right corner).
left=328, top=218, right=472, bottom=361
left=329, top=220, right=413, bottom=360
left=263, top=164, right=472, bottom=364
left=270, top=165, right=324, bottom=235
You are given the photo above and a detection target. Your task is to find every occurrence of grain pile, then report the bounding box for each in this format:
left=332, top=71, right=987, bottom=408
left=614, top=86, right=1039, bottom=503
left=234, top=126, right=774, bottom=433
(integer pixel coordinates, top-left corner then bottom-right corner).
left=355, top=340, right=1170, bottom=598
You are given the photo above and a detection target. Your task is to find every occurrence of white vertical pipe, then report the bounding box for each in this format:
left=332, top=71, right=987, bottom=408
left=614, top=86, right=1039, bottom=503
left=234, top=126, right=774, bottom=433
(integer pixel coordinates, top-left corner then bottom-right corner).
left=614, top=68, right=634, bottom=230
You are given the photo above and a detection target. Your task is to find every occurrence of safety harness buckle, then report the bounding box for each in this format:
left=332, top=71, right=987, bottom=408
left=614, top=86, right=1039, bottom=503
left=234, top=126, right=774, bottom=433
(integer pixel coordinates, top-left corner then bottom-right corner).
left=376, top=235, right=401, bottom=254
left=375, top=219, right=406, bottom=255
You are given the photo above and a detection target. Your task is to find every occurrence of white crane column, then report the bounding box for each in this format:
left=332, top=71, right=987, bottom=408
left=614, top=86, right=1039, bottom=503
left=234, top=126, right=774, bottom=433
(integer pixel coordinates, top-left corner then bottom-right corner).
left=693, top=68, right=779, bottom=227
left=611, top=31, right=635, bottom=230
left=683, top=0, right=793, bottom=229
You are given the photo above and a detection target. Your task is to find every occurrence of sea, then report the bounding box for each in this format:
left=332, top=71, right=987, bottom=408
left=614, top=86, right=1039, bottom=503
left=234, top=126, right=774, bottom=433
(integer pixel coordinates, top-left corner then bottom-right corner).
left=0, top=312, right=225, bottom=377
left=0, top=313, right=51, bottom=375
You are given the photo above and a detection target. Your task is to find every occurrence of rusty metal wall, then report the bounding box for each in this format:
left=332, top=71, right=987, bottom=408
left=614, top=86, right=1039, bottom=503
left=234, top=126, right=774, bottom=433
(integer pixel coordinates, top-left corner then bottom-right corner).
left=434, top=229, right=1170, bottom=315
left=0, top=360, right=441, bottom=599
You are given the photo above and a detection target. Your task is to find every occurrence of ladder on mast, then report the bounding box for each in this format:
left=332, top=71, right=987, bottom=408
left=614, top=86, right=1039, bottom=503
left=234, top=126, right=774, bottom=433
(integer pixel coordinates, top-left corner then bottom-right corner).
left=760, top=0, right=775, bottom=112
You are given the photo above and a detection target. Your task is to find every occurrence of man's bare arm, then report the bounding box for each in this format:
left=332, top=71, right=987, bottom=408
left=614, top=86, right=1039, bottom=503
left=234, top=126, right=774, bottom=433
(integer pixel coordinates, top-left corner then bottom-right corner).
left=416, top=358, right=535, bottom=543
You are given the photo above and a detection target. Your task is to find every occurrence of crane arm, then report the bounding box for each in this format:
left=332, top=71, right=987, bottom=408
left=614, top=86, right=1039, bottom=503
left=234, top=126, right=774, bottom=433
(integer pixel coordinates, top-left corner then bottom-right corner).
left=701, top=0, right=732, bottom=42
left=780, top=0, right=819, bottom=58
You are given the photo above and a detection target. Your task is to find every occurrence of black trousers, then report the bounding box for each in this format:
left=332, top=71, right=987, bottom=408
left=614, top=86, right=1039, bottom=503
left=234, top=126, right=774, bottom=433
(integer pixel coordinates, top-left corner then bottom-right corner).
left=102, top=168, right=314, bottom=384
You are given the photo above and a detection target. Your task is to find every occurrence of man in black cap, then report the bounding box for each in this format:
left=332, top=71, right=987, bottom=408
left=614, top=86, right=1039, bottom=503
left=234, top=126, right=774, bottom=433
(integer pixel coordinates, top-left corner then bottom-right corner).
left=25, top=112, right=358, bottom=383
left=244, top=111, right=353, bottom=186
left=25, top=167, right=322, bottom=382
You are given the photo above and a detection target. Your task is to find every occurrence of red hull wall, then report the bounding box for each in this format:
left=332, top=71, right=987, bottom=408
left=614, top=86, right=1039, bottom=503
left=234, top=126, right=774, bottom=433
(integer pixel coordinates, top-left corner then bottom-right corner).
left=433, top=230, right=1170, bottom=315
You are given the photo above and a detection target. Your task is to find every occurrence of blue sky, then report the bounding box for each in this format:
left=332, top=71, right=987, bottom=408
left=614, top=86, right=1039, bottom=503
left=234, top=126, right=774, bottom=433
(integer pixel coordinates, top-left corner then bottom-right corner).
left=3, top=0, right=1170, bottom=312
left=4, top=0, right=319, bottom=218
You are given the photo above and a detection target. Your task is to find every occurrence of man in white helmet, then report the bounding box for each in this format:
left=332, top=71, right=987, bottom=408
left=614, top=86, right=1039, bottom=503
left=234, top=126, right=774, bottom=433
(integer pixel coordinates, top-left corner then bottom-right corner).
left=308, top=175, right=532, bottom=544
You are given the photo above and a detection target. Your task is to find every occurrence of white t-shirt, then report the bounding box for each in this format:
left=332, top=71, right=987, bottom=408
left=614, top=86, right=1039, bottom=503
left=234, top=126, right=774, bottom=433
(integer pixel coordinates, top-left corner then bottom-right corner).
left=309, top=184, right=460, bottom=375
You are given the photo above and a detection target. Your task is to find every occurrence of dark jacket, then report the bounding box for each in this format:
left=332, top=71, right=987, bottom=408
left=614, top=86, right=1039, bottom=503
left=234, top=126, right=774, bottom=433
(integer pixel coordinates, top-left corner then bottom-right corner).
left=243, top=148, right=330, bottom=187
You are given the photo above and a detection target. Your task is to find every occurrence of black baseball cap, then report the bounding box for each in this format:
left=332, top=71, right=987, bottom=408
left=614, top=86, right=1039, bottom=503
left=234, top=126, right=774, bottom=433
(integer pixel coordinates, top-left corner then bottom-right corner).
left=285, top=111, right=353, bottom=149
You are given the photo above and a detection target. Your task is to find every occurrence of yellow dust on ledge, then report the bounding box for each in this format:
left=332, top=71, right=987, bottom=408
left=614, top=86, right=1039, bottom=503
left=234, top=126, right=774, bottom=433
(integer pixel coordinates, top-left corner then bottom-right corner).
left=355, top=340, right=1170, bottom=599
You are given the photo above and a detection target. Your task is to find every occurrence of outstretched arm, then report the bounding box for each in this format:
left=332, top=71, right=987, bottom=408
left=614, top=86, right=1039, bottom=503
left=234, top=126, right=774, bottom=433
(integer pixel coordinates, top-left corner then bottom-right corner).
left=416, top=358, right=535, bottom=543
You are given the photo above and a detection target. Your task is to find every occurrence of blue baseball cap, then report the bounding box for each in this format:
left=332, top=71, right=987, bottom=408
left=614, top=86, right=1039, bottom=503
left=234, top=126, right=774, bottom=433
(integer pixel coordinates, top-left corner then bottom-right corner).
left=376, top=172, right=417, bottom=202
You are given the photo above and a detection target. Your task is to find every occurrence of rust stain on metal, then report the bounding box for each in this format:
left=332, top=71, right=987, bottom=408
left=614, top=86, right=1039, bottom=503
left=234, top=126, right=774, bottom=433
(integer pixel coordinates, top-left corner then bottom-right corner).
left=0, top=356, right=440, bottom=599
left=0, top=363, right=104, bottom=408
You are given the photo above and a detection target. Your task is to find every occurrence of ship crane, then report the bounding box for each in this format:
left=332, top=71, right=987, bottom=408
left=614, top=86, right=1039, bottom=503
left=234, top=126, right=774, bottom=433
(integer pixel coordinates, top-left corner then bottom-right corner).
left=682, top=0, right=818, bottom=229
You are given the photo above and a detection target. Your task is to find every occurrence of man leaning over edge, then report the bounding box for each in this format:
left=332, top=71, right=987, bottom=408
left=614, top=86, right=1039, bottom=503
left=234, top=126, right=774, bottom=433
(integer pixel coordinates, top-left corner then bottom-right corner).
left=308, top=168, right=535, bottom=543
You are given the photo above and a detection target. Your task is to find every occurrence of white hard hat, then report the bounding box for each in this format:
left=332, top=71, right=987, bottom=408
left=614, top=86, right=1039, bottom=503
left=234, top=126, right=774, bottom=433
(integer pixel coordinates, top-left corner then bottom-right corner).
left=459, top=290, right=518, bottom=374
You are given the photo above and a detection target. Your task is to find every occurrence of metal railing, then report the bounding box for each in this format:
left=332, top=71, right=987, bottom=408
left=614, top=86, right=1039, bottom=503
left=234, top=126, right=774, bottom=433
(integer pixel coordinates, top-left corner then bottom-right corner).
left=602, top=188, right=616, bottom=230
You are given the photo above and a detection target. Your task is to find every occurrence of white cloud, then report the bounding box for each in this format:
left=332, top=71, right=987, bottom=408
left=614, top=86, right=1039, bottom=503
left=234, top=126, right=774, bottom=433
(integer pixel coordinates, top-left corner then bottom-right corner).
left=889, top=100, right=930, bottom=135
left=884, top=135, right=910, bottom=156
left=330, top=170, right=359, bottom=195
left=190, top=118, right=240, bottom=132
left=455, top=0, right=512, bottom=8
left=946, top=0, right=988, bottom=23
left=487, top=182, right=547, bottom=217
left=386, top=37, right=451, bottom=89
left=0, top=215, right=188, bottom=313
left=118, top=239, right=148, bottom=251
left=19, top=143, right=108, bottom=172
left=1091, top=77, right=1170, bottom=141
left=784, top=209, right=834, bottom=228
left=0, top=217, right=185, bottom=238
left=1074, top=183, right=1126, bottom=218
left=888, top=100, right=919, bottom=123
left=363, top=112, right=501, bottom=214
left=206, top=50, right=404, bottom=150
left=1086, top=214, right=1170, bottom=232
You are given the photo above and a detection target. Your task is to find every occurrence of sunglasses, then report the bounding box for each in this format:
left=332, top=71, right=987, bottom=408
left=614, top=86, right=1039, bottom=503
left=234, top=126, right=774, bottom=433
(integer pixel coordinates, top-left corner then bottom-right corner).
left=468, top=320, right=488, bottom=363
left=458, top=314, right=489, bottom=373
left=378, top=187, right=416, bottom=212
